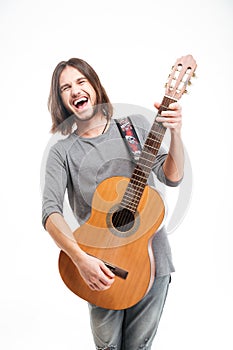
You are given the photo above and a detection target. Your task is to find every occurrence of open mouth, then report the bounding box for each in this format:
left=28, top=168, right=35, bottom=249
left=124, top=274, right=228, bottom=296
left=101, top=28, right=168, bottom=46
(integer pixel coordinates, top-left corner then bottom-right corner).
left=73, top=97, right=88, bottom=110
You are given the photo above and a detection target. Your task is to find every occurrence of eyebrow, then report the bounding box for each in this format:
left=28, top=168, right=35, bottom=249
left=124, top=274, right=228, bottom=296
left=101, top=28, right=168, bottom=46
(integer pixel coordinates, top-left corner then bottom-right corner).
left=60, top=76, right=87, bottom=91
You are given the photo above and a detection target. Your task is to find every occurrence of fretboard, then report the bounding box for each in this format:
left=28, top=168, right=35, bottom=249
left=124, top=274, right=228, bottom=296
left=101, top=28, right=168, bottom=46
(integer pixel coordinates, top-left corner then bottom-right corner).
left=120, top=95, right=177, bottom=213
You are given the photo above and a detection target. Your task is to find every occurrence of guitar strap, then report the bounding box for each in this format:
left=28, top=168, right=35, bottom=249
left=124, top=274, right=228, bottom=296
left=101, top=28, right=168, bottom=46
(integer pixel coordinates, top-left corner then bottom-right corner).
left=115, top=117, right=142, bottom=162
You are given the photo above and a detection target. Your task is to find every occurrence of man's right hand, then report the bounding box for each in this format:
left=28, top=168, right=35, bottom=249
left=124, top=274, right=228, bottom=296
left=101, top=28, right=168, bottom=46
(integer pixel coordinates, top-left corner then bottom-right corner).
left=73, top=251, right=115, bottom=291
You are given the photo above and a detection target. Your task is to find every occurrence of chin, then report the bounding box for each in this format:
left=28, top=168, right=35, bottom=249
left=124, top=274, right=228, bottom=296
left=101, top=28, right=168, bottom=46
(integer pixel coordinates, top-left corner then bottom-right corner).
left=76, top=106, right=99, bottom=121
left=74, top=109, right=94, bottom=121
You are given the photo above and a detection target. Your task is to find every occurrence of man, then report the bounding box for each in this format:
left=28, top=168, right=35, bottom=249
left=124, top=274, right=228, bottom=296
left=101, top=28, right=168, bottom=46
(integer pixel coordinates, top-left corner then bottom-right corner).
left=42, top=57, right=183, bottom=349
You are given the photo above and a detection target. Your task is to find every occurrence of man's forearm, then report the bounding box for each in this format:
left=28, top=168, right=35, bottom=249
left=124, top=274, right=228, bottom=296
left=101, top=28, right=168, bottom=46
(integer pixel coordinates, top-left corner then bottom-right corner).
left=45, top=213, right=85, bottom=263
left=162, top=131, right=184, bottom=182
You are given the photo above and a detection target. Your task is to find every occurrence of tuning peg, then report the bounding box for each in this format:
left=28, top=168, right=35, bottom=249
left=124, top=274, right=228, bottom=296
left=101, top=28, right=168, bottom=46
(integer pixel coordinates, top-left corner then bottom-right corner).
left=188, top=81, right=192, bottom=86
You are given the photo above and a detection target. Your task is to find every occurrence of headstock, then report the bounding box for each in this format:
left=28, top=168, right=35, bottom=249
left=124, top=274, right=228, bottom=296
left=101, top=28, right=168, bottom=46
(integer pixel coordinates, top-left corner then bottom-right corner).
left=165, top=55, right=197, bottom=100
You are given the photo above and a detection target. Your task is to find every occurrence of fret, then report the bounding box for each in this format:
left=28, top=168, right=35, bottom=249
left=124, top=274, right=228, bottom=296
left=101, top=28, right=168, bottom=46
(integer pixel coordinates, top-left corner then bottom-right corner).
left=130, top=172, right=150, bottom=187
left=123, top=191, right=142, bottom=202
left=133, top=166, right=148, bottom=175
left=122, top=202, right=138, bottom=211
left=149, top=126, right=163, bottom=133
left=145, top=143, right=162, bottom=149
left=147, top=134, right=164, bottom=142
left=130, top=177, right=147, bottom=186
left=140, top=157, right=156, bottom=165
left=140, top=150, right=157, bottom=159
left=128, top=181, right=145, bottom=192
left=131, top=177, right=149, bottom=188
left=122, top=190, right=143, bottom=206
left=121, top=197, right=138, bottom=207
left=149, top=129, right=163, bottom=135
left=135, top=163, right=151, bottom=172
left=120, top=202, right=136, bottom=211
left=128, top=204, right=138, bottom=211
left=147, top=132, right=164, bottom=139
left=148, top=131, right=162, bottom=137
left=144, top=144, right=160, bottom=152
left=121, top=201, right=139, bottom=211
left=131, top=170, right=147, bottom=182
left=145, top=135, right=161, bottom=142
left=150, top=129, right=164, bottom=137
left=122, top=196, right=142, bottom=209
left=135, top=162, right=152, bottom=173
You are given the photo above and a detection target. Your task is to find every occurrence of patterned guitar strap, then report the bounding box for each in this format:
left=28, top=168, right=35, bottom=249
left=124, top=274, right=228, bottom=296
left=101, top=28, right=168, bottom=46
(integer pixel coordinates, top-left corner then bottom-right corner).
left=115, top=117, right=142, bottom=162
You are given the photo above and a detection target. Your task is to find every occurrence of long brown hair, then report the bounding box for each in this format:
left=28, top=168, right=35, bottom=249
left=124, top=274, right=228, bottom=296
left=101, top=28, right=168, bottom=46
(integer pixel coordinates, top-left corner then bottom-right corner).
left=48, top=58, right=113, bottom=135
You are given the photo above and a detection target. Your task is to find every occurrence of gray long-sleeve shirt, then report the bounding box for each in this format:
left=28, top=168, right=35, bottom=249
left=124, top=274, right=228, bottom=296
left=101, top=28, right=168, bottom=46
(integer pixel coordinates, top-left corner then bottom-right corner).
left=42, top=114, right=180, bottom=276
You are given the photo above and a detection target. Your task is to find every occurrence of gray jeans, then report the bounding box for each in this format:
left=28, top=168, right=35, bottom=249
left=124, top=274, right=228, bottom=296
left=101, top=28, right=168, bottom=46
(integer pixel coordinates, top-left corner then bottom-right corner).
left=88, top=274, right=171, bottom=350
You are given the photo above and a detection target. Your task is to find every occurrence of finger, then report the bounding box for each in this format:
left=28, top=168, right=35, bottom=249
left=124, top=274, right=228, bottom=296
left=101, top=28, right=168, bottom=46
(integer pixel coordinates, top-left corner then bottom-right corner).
left=97, top=273, right=115, bottom=289
left=100, top=262, right=115, bottom=279
left=153, top=101, right=161, bottom=110
left=89, top=279, right=112, bottom=291
left=161, top=109, right=182, bottom=117
left=89, top=279, right=103, bottom=290
left=169, top=102, right=182, bottom=110
left=99, top=275, right=115, bottom=287
left=89, top=284, right=96, bottom=291
left=163, top=122, right=180, bottom=129
left=156, top=116, right=182, bottom=123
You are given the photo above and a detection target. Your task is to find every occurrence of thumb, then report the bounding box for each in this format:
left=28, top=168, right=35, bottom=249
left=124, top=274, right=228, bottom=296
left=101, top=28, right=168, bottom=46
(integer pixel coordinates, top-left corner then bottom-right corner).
left=100, top=261, right=115, bottom=278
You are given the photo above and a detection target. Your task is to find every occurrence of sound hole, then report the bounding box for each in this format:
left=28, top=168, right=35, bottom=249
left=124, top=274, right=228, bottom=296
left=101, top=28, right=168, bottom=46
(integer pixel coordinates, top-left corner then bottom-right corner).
left=112, top=208, right=135, bottom=232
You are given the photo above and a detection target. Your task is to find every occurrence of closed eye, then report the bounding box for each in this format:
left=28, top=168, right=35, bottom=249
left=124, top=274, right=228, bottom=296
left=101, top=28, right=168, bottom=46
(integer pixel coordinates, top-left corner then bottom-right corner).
left=60, top=84, right=71, bottom=93
left=78, top=79, right=86, bottom=85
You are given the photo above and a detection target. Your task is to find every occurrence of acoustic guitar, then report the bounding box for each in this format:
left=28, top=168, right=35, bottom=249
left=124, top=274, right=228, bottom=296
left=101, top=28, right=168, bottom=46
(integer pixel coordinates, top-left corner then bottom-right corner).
left=58, top=55, right=197, bottom=310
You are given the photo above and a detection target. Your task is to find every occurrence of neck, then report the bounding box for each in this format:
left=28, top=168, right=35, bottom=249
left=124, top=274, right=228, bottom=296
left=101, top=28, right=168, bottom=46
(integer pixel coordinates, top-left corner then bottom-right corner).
left=76, top=114, right=108, bottom=138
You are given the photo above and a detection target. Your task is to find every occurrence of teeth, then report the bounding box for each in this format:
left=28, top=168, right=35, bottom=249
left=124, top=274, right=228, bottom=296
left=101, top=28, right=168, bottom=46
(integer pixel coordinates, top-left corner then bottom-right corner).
left=74, top=97, right=88, bottom=106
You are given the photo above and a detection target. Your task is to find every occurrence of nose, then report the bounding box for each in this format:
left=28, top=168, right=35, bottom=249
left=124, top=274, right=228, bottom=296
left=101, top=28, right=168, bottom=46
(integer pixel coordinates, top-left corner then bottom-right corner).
left=71, top=83, right=81, bottom=97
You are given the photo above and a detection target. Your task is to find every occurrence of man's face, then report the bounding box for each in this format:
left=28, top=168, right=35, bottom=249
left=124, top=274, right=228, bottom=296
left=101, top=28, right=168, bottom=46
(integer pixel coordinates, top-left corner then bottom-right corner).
left=59, top=65, right=97, bottom=121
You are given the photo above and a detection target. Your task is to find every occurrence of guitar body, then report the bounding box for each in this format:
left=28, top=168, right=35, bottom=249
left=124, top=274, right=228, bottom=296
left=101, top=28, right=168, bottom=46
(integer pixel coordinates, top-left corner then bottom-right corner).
left=59, top=176, right=165, bottom=310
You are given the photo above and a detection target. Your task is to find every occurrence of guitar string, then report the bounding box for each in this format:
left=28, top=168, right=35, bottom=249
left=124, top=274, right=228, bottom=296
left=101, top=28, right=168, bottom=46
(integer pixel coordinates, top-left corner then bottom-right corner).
left=113, top=97, right=168, bottom=230
left=121, top=96, right=170, bottom=211
left=113, top=131, right=159, bottom=228
left=114, top=96, right=175, bottom=232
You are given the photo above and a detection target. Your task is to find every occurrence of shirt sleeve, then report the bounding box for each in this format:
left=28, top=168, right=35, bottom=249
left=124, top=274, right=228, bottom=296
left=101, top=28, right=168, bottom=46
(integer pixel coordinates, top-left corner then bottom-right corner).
left=152, top=150, right=183, bottom=187
left=42, top=143, right=68, bottom=228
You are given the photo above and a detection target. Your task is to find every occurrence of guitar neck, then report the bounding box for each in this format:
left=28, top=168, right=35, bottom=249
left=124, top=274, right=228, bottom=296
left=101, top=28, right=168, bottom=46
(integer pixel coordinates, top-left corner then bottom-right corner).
left=120, top=95, right=177, bottom=213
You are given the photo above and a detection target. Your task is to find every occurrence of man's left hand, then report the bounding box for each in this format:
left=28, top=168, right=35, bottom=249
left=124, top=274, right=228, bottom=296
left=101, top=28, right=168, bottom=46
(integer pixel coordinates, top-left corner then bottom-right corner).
left=154, top=101, right=182, bottom=134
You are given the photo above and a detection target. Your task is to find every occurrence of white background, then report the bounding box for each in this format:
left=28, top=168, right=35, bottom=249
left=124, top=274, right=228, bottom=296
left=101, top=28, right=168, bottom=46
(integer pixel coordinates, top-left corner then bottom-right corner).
left=0, top=0, right=233, bottom=349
